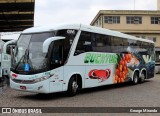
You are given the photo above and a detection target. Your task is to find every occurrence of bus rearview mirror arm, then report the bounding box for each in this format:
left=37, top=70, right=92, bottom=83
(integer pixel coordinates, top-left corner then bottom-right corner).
left=42, top=36, right=65, bottom=53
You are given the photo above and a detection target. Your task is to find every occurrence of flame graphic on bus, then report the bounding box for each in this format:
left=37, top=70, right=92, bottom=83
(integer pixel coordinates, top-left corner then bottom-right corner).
left=88, top=69, right=111, bottom=81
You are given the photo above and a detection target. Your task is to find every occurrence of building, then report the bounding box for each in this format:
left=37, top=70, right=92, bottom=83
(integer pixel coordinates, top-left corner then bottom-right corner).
left=158, top=0, right=160, bottom=10
left=90, top=0, right=160, bottom=72
left=0, top=0, right=35, bottom=32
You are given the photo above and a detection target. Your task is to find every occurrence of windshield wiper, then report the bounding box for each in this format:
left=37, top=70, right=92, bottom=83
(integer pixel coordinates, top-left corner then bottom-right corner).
left=15, top=49, right=33, bottom=71
left=14, top=49, right=27, bottom=70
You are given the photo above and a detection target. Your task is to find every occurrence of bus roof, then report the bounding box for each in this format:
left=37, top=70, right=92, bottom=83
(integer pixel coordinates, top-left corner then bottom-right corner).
left=22, top=24, right=154, bottom=44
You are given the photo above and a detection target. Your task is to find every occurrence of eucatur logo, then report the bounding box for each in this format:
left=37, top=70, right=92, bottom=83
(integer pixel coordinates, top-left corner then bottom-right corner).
left=88, top=69, right=111, bottom=81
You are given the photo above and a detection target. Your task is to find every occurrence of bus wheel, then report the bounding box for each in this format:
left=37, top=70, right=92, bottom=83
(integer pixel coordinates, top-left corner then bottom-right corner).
left=67, top=77, right=78, bottom=96
left=139, top=72, right=145, bottom=83
left=0, top=76, right=7, bottom=87
left=132, top=72, right=139, bottom=85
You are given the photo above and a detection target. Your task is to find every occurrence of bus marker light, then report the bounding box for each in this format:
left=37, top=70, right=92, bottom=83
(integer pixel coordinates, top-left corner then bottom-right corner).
left=12, top=74, right=18, bottom=78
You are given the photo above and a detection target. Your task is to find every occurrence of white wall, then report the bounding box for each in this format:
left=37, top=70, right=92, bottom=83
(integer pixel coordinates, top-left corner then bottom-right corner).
left=158, top=0, right=160, bottom=10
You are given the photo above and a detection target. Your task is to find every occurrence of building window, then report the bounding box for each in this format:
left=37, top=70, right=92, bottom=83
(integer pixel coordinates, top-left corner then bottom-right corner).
left=94, top=21, right=99, bottom=26
left=148, top=37, right=156, bottom=42
left=126, top=16, right=142, bottom=24
left=151, top=17, right=160, bottom=24
left=94, top=18, right=102, bottom=27
left=153, top=37, right=157, bottom=42
left=104, top=16, right=120, bottom=24
left=99, top=17, right=101, bottom=26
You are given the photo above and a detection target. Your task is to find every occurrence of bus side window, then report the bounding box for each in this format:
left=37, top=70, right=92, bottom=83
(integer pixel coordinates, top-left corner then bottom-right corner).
left=141, top=42, right=148, bottom=54
left=123, top=39, right=129, bottom=52
left=111, top=37, right=124, bottom=53
left=94, top=34, right=111, bottom=53
left=128, top=39, right=135, bottom=52
left=56, top=29, right=77, bottom=62
left=75, top=31, right=92, bottom=55
left=136, top=41, right=142, bottom=52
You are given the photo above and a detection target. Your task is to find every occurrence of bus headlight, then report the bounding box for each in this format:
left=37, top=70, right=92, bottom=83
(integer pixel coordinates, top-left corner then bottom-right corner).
left=34, top=75, right=51, bottom=83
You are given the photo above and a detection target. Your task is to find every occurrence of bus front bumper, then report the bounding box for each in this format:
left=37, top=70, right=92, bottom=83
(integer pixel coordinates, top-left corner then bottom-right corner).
left=10, top=78, right=50, bottom=93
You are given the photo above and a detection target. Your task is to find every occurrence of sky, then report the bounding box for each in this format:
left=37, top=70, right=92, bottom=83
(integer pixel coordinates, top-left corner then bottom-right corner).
left=1, top=0, right=158, bottom=39
left=34, top=0, right=157, bottom=26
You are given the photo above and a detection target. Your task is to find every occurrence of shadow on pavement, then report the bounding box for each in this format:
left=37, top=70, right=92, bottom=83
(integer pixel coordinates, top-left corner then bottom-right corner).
left=15, top=79, right=153, bottom=101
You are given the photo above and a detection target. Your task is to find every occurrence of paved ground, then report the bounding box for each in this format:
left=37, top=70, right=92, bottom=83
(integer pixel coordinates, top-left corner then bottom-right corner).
left=0, top=75, right=160, bottom=115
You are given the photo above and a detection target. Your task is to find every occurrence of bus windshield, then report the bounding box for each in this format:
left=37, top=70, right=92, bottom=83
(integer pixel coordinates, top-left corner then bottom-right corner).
left=12, top=32, right=54, bottom=74
left=12, top=29, right=77, bottom=74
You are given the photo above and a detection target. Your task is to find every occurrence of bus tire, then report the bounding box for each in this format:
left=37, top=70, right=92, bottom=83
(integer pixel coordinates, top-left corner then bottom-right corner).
left=0, top=76, right=7, bottom=87
left=67, top=77, right=78, bottom=96
left=132, top=72, right=139, bottom=85
left=139, top=72, right=145, bottom=83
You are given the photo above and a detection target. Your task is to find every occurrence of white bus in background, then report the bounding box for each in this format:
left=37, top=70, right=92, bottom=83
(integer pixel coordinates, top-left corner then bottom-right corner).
left=0, top=40, right=5, bottom=81
left=0, top=39, right=16, bottom=83
left=10, top=24, right=155, bottom=96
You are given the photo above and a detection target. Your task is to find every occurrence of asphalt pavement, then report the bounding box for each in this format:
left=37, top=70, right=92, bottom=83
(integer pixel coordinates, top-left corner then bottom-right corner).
left=0, top=74, right=160, bottom=115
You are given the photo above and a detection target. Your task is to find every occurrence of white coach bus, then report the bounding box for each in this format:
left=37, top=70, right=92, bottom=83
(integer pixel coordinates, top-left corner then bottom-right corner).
left=10, top=24, right=155, bottom=96
left=0, top=39, right=16, bottom=83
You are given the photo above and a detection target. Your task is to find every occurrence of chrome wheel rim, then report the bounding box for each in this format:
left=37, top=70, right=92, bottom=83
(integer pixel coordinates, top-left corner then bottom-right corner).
left=141, top=74, right=145, bottom=81
left=72, top=81, right=78, bottom=93
left=134, top=75, right=138, bottom=83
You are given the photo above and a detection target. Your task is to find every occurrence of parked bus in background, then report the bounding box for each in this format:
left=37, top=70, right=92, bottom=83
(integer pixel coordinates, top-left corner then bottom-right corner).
left=0, top=40, right=5, bottom=82
left=10, top=24, right=155, bottom=96
left=0, top=39, right=16, bottom=84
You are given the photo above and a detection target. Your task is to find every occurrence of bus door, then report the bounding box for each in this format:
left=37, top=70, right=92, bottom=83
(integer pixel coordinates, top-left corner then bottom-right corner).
left=49, top=40, right=64, bottom=92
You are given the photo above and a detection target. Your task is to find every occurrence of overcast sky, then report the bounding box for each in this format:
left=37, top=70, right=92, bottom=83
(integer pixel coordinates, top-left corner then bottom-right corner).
left=34, top=0, right=157, bottom=26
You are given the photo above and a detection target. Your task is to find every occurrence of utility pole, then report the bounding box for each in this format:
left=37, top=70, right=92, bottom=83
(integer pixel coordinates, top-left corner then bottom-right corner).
left=134, top=0, right=136, bottom=10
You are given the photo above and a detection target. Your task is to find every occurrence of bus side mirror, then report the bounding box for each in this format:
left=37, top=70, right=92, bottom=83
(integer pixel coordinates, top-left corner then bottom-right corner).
left=42, top=36, right=65, bottom=53
left=3, top=39, right=17, bottom=54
